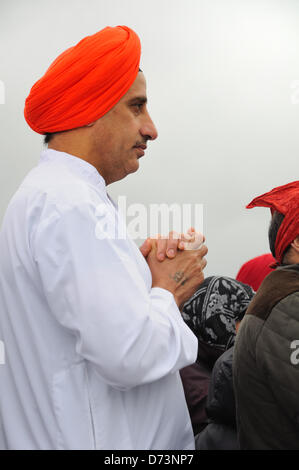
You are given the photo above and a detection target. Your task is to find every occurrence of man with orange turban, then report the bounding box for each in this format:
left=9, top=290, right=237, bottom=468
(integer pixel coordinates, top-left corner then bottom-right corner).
left=233, top=181, right=299, bottom=449
left=0, top=26, right=208, bottom=450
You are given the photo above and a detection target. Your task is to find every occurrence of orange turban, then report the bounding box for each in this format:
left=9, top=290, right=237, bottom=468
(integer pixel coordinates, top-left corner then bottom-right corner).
left=246, top=181, right=299, bottom=264
left=24, top=26, right=141, bottom=134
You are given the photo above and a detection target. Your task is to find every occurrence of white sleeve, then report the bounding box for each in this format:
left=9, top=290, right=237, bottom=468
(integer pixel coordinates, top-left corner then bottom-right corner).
left=32, top=200, right=197, bottom=390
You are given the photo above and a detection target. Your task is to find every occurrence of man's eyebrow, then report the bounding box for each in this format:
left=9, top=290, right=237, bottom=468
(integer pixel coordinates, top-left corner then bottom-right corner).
left=127, top=96, right=147, bottom=105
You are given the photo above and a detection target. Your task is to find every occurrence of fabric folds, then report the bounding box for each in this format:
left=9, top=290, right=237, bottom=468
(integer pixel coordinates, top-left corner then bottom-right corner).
left=247, top=181, right=299, bottom=264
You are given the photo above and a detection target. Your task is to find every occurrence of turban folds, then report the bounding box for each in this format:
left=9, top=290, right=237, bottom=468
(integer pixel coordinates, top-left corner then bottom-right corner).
left=24, top=26, right=141, bottom=134
left=246, top=181, right=299, bottom=264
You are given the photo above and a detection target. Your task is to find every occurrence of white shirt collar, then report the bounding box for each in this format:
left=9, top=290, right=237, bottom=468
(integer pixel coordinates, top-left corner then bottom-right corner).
left=39, top=148, right=107, bottom=190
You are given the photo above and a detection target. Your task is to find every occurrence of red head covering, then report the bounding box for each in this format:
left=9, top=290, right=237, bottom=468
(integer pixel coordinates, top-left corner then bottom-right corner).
left=24, top=26, right=141, bottom=134
left=236, top=253, right=275, bottom=291
left=246, top=181, right=299, bottom=264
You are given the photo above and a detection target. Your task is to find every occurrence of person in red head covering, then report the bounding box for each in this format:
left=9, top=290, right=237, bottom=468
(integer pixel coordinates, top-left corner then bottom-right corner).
left=247, top=181, right=299, bottom=266
left=236, top=253, right=276, bottom=292
left=233, top=181, right=299, bottom=450
left=0, top=26, right=208, bottom=450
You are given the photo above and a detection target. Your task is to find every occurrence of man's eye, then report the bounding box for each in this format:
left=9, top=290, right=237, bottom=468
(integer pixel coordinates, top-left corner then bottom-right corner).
left=132, top=104, right=143, bottom=112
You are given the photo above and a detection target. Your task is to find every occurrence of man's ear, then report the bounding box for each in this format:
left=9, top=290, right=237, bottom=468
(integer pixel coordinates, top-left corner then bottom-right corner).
left=291, top=236, right=299, bottom=253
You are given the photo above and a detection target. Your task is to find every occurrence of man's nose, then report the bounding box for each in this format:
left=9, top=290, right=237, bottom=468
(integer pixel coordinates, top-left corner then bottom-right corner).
left=140, top=113, right=158, bottom=141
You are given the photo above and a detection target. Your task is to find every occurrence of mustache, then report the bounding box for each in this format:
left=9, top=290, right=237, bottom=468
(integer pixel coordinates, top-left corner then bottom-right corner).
left=133, top=139, right=149, bottom=147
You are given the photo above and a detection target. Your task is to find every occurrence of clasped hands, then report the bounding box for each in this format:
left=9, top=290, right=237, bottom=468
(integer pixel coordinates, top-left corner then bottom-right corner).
left=139, top=228, right=208, bottom=310
left=140, top=227, right=205, bottom=260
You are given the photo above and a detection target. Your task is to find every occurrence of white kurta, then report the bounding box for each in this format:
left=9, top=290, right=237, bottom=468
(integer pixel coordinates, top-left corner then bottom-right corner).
left=0, top=149, right=197, bottom=450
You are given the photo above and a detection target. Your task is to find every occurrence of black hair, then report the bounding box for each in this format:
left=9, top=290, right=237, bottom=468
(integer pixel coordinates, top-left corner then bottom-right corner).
left=44, top=133, right=54, bottom=145
left=268, top=211, right=290, bottom=262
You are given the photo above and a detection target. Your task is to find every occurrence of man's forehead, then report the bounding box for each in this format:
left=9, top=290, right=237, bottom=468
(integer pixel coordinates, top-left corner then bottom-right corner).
left=125, top=72, right=147, bottom=99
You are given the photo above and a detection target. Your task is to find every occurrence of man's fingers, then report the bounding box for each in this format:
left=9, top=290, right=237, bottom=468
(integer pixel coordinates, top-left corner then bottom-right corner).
left=178, top=239, right=185, bottom=250
left=196, top=244, right=208, bottom=271
left=200, top=257, right=208, bottom=270
left=156, top=236, right=167, bottom=261
left=147, top=232, right=206, bottom=261
left=139, top=238, right=152, bottom=258
left=165, top=231, right=181, bottom=259
left=199, top=244, right=208, bottom=257
left=155, top=231, right=181, bottom=260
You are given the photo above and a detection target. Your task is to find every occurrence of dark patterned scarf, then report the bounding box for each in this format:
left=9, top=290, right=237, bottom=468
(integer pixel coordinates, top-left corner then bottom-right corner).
left=182, top=276, right=255, bottom=352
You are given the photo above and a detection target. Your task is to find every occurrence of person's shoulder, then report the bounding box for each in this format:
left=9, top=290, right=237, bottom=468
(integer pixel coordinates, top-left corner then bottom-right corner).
left=244, top=266, right=299, bottom=324
left=19, top=162, right=104, bottom=215
left=270, top=289, right=299, bottom=322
